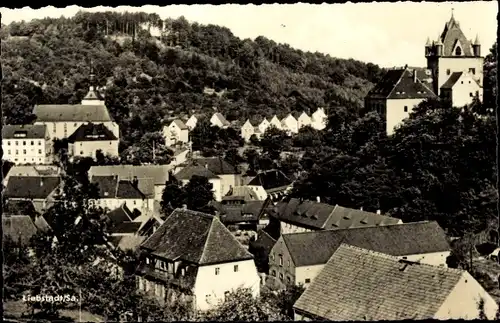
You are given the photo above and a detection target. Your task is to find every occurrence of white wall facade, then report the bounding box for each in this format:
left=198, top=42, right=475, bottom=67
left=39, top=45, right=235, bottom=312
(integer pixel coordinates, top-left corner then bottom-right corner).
left=163, top=123, right=189, bottom=147
left=280, top=221, right=315, bottom=235
left=435, top=57, right=484, bottom=96
left=186, top=116, right=198, bottom=130
left=434, top=272, right=498, bottom=320
left=2, top=137, right=52, bottom=165
left=269, top=116, right=282, bottom=130
left=96, top=197, right=154, bottom=214
left=71, top=140, right=119, bottom=159
left=154, top=185, right=166, bottom=202
left=311, top=109, right=327, bottom=130
left=258, top=119, right=270, bottom=133
left=246, top=185, right=268, bottom=201
left=297, top=113, right=312, bottom=129
left=386, top=98, right=427, bottom=136
left=282, top=116, right=299, bottom=134
left=449, top=74, right=483, bottom=108
left=241, top=121, right=255, bottom=142
left=218, top=174, right=242, bottom=197
left=295, top=264, right=325, bottom=287
left=194, top=259, right=260, bottom=311
left=399, top=251, right=451, bottom=267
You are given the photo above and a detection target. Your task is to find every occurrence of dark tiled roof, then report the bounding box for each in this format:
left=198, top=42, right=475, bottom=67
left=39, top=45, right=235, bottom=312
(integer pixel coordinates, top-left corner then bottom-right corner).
left=34, top=105, right=112, bottom=122
left=441, top=72, right=463, bottom=89
left=2, top=200, right=37, bottom=216
left=439, top=17, right=474, bottom=57
left=193, top=157, right=238, bottom=175
left=116, top=181, right=145, bottom=199
left=366, top=69, right=404, bottom=98
left=210, top=200, right=266, bottom=224
left=273, top=198, right=401, bottom=231
left=91, top=175, right=119, bottom=198
left=250, top=229, right=277, bottom=254
left=2, top=125, right=47, bottom=139
left=111, top=221, right=142, bottom=234
left=224, top=186, right=260, bottom=201
left=282, top=221, right=450, bottom=267
left=4, top=176, right=61, bottom=199
left=293, top=244, right=464, bottom=321
left=67, top=123, right=117, bottom=142
left=174, top=165, right=219, bottom=180
left=89, top=165, right=170, bottom=186
left=171, top=119, right=188, bottom=130
left=212, top=112, right=230, bottom=126
left=367, top=69, right=437, bottom=100
left=3, top=215, right=39, bottom=245
left=247, top=169, right=292, bottom=190
left=107, top=204, right=133, bottom=226
left=140, top=208, right=253, bottom=265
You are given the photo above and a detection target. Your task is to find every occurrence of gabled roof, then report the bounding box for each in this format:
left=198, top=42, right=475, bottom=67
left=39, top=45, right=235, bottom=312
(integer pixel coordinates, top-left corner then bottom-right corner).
left=4, top=176, right=61, bottom=199
left=224, top=186, right=259, bottom=201
left=82, top=86, right=105, bottom=101
left=116, top=181, right=145, bottom=199
left=140, top=208, right=253, bottom=265
left=293, top=244, right=465, bottom=321
left=174, top=165, right=219, bottom=180
left=91, top=176, right=148, bottom=199
left=441, top=72, right=463, bottom=89
left=211, top=112, right=230, bottom=126
left=88, top=165, right=170, bottom=186
left=4, top=165, right=60, bottom=182
left=273, top=198, right=401, bottom=231
left=210, top=200, right=267, bottom=224
left=111, top=221, right=142, bottom=234
left=111, top=235, right=146, bottom=252
left=107, top=203, right=134, bottom=226
left=439, top=16, right=474, bottom=56
left=193, top=156, right=238, bottom=175
left=246, top=169, right=292, bottom=190
left=250, top=229, right=277, bottom=254
left=281, top=221, right=450, bottom=267
left=366, top=68, right=437, bottom=100
left=171, top=119, right=188, bottom=130
left=34, top=105, right=112, bottom=122
left=3, top=215, right=39, bottom=245
left=2, top=125, right=47, bottom=139
left=67, top=123, right=117, bottom=142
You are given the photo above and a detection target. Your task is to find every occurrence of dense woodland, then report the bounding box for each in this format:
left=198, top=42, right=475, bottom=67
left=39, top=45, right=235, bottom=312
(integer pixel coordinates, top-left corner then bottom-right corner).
left=2, top=11, right=499, bottom=320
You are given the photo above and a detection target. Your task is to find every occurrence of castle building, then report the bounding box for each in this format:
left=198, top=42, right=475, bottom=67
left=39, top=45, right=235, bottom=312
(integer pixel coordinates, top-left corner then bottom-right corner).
left=365, top=13, right=483, bottom=135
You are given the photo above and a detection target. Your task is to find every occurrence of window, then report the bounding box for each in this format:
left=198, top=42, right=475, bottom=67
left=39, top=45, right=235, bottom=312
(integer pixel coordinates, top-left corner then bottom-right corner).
left=446, top=69, right=451, bottom=75
left=279, top=255, right=283, bottom=267
left=287, top=276, right=291, bottom=284
left=271, top=270, right=276, bottom=277
left=224, top=291, right=230, bottom=300
left=403, top=106, right=408, bottom=112
left=38, top=149, right=42, bottom=154
left=31, top=141, right=34, bottom=145
left=234, top=265, right=239, bottom=272
left=470, top=92, right=473, bottom=97
left=215, top=267, right=220, bottom=275
left=133, top=200, right=137, bottom=205
left=80, top=151, right=84, bottom=155
left=305, top=278, right=311, bottom=284
left=74, top=123, right=77, bottom=127
left=279, top=273, right=284, bottom=281
left=23, top=141, right=26, bottom=146
left=461, top=81, right=463, bottom=84
left=7, top=141, right=10, bottom=146
left=7, top=149, right=11, bottom=154
left=146, top=257, right=150, bottom=264
left=38, top=141, right=42, bottom=145
left=455, top=46, right=462, bottom=56
left=22, top=149, right=26, bottom=154
left=469, top=68, right=476, bottom=75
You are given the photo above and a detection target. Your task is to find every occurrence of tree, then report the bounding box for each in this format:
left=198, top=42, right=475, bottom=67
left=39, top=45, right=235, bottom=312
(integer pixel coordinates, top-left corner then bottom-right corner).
left=160, top=177, right=186, bottom=216
left=184, top=175, right=215, bottom=213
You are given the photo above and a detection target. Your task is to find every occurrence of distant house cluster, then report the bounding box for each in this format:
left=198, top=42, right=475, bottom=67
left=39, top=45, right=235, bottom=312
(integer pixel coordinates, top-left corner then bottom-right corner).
left=2, top=67, right=120, bottom=165
left=366, top=14, right=484, bottom=135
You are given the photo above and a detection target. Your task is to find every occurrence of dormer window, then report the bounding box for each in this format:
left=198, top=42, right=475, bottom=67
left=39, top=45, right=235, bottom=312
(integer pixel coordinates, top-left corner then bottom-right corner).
left=146, top=257, right=150, bottom=264
left=455, top=46, right=462, bottom=56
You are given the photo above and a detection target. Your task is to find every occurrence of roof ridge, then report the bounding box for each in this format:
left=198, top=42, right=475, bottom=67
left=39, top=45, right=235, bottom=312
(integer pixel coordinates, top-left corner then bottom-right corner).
left=198, top=215, right=215, bottom=264
left=386, top=68, right=408, bottom=99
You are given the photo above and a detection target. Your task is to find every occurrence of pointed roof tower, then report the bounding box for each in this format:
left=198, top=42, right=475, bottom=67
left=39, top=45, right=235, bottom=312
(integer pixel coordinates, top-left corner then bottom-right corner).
left=437, top=11, right=474, bottom=56
left=82, top=60, right=105, bottom=105
left=425, top=37, right=431, bottom=46
left=474, top=34, right=481, bottom=45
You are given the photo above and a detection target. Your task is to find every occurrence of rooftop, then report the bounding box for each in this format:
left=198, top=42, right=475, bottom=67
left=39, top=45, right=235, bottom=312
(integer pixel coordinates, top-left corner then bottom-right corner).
left=34, top=104, right=112, bottom=122
left=67, top=123, right=117, bottom=142
left=4, top=176, right=61, bottom=200
left=2, top=124, right=47, bottom=139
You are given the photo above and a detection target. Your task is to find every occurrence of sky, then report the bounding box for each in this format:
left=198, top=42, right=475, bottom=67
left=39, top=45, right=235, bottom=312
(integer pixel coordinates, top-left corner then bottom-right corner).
left=1, top=2, right=497, bottom=68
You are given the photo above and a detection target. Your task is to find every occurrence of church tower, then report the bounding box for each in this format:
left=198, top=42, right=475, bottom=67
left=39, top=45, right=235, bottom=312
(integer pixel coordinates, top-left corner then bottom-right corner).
left=425, top=11, right=484, bottom=99
left=81, top=60, right=106, bottom=106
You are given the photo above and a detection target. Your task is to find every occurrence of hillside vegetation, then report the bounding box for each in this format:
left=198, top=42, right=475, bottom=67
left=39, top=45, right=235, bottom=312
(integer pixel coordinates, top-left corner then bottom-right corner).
left=1, top=11, right=384, bottom=153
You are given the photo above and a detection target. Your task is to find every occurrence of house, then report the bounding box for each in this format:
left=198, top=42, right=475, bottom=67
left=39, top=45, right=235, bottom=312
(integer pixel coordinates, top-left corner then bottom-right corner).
left=311, top=108, right=327, bottom=130
left=269, top=221, right=451, bottom=288
left=281, top=114, right=299, bottom=134
left=297, top=112, right=312, bottom=130
left=425, top=14, right=484, bottom=98
left=174, top=165, right=222, bottom=201
left=249, top=227, right=279, bottom=274
left=364, top=67, right=438, bottom=135
left=136, top=208, right=260, bottom=311
left=272, top=198, right=402, bottom=235
left=191, top=156, right=242, bottom=196
left=185, top=115, right=198, bottom=130
left=2, top=125, right=52, bottom=165
left=440, top=71, right=483, bottom=107
left=67, top=123, right=119, bottom=160
left=88, top=165, right=171, bottom=201
left=258, top=118, right=271, bottom=134
left=209, top=196, right=271, bottom=232
left=210, top=112, right=230, bottom=129
left=245, top=169, right=293, bottom=201
left=2, top=165, right=61, bottom=186
left=33, top=70, right=119, bottom=140
left=269, top=115, right=282, bottom=130
left=241, top=120, right=256, bottom=142
left=3, top=215, right=40, bottom=246
left=169, top=148, right=190, bottom=167
left=293, top=244, right=498, bottom=321
left=90, top=175, right=155, bottom=214
left=3, top=176, right=62, bottom=213
left=163, top=119, right=189, bottom=147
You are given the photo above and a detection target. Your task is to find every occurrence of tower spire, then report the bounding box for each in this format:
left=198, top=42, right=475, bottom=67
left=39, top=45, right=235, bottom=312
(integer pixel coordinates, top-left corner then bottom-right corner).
left=89, top=59, right=95, bottom=86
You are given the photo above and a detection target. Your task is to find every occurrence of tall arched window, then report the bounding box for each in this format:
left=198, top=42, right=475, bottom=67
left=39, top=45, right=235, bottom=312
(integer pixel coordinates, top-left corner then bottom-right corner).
left=455, top=46, right=462, bottom=56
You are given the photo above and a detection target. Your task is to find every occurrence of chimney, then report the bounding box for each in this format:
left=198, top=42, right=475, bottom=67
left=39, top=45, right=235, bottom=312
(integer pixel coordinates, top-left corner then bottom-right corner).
left=40, top=179, right=44, bottom=187
left=413, top=70, right=417, bottom=83
left=205, top=163, right=208, bottom=169
left=316, top=196, right=321, bottom=203
left=360, top=206, right=363, bottom=211
left=376, top=210, right=381, bottom=215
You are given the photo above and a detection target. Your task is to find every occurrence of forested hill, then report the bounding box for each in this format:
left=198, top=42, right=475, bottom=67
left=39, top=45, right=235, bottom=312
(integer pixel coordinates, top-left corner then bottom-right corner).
left=1, top=11, right=384, bottom=146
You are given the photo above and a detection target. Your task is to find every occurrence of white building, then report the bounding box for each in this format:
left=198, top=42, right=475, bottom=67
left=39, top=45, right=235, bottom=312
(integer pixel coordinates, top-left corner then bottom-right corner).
left=163, top=119, right=189, bottom=147
left=311, top=108, right=327, bottom=130
left=269, top=115, right=282, bottom=130
left=210, top=112, right=231, bottom=129
left=258, top=118, right=271, bottom=134
left=185, top=115, right=198, bottom=130
left=281, top=114, right=299, bottom=134
left=33, top=72, right=119, bottom=140
left=297, top=112, right=312, bottom=130
left=440, top=71, right=483, bottom=108
left=67, top=123, right=119, bottom=160
left=293, top=244, right=498, bottom=321
left=241, top=120, right=256, bottom=142
left=269, top=221, right=450, bottom=288
left=2, top=125, right=52, bottom=165
left=136, top=208, right=260, bottom=311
